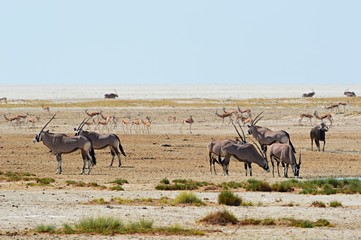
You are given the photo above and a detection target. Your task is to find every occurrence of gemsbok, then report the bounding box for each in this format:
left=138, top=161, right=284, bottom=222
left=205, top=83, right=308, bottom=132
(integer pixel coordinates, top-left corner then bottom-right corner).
left=0, top=97, right=7, bottom=103
left=247, top=112, right=296, bottom=155
left=75, top=118, right=126, bottom=167
left=310, top=123, right=328, bottom=151
left=33, top=115, right=97, bottom=174
left=219, top=141, right=270, bottom=176
left=269, top=143, right=302, bottom=178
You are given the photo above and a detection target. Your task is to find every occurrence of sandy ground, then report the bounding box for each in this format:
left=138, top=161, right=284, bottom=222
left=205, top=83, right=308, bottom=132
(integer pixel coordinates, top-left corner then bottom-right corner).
left=1, top=98, right=361, bottom=239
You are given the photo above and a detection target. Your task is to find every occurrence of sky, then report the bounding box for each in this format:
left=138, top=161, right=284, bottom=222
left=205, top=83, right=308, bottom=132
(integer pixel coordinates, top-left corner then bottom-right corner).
left=0, top=1, right=360, bottom=85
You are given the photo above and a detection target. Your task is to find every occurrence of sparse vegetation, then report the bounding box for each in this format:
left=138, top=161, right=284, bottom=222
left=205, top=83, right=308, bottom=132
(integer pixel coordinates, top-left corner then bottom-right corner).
left=199, top=209, right=239, bottom=225
left=245, top=179, right=272, bottom=192
left=35, top=216, right=204, bottom=236
left=173, top=192, right=204, bottom=205
left=65, top=180, right=106, bottom=189
left=329, top=201, right=343, bottom=208
left=311, top=201, right=326, bottom=208
left=218, top=190, right=242, bottom=206
left=155, top=179, right=211, bottom=190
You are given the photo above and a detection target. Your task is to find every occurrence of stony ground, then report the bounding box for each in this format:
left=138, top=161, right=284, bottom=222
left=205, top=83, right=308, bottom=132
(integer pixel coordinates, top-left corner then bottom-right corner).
left=0, top=97, right=361, bottom=239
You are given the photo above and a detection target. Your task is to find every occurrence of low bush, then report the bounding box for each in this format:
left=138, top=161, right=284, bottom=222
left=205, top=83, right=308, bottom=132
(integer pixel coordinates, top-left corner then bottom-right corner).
left=329, top=201, right=342, bottom=207
left=218, top=190, right=242, bottom=206
left=173, top=192, right=203, bottom=205
left=199, top=209, right=238, bottom=225
left=311, top=201, right=326, bottom=208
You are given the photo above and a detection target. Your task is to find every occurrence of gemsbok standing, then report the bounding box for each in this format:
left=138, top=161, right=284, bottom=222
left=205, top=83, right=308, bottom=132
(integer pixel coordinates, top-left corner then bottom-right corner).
left=33, top=115, right=97, bottom=174
left=219, top=141, right=270, bottom=176
left=74, top=118, right=126, bottom=167
left=269, top=143, right=302, bottom=178
left=247, top=112, right=296, bottom=155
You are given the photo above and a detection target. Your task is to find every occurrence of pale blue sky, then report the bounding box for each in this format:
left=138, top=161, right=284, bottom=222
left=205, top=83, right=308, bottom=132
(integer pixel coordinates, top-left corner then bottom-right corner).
left=0, top=1, right=360, bottom=85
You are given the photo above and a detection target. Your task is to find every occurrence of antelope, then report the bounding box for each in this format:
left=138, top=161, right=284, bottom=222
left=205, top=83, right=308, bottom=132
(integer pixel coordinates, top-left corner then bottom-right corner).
left=219, top=141, right=270, bottom=176
left=85, top=109, right=102, bottom=121
left=33, top=115, right=97, bottom=175
left=237, top=106, right=252, bottom=118
left=95, top=118, right=110, bottom=133
left=75, top=119, right=126, bottom=167
left=168, top=115, right=177, bottom=126
left=26, top=115, right=40, bottom=129
left=42, top=105, right=50, bottom=114
left=0, top=97, right=7, bottom=103
left=141, top=116, right=152, bottom=134
left=338, top=102, right=348, bottom=113
left=100, top=112, right=117, bottom=131
left=247, top=112, right=296, bottom=155
left=181, top=115, right=194, bottom=134
left=104, top=91, right=118, bottom=99
left=325, top=103, right=340, bottom=113
left=310, top=123, right=328, bottom=151
left=4, top=114, right=21, bottom=128
left=344, top=90, right=356, bottom=97
left=130, top=118, right=141, bottom=134
left=269, top=143, right=302, bottom=178
left=121, top=117, right=131, bottom=134
left=83, top=118, right=96, bottom=130
left=298, top=113, right=313, bottom=126
left=215, top=110, right=233, bottom=126
left=313, top=111, right=333, bottom=126
left=235, top=113, right=252, bottom=126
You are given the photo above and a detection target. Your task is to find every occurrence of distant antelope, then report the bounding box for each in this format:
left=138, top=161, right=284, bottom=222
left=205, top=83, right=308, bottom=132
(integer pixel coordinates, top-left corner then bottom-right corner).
left=33, top=115, right=97, bottom=175
left=130, top=118, right=141, bottom=134
left=310, top=123, right=328, bottom=151
left=168, top=115, right=177, bottom=126
left=0, top=97, right=7, bottom=103
left=75, top=119, right=126, bottom=167
left=237, top=106, right=252, bottom=118
left=302, top=91, right=315, bottom=97
left=26, top=115, right=40, bottom=129
left=95, top=118, right=110, bottom=133
left=313, top=111, right=333, bottom=127
left=181, top=115, right=194, bottom=134
left=325, top=103, right=339, bottom=113
left=100, top=112, right=117, bottom=130
left=215, top=110, right=233, bottom=126
left=42, top=105, right=50, bottom=114
left=298, top=113, right=313, bottom=126
left=235, top=113, right=252, bottom=126
left=85, top=109, right=102, bottom=122
left=3, top=114, right=21, bottom=128
left=338, top=102, right=348, bottom=113
left=141, top=116, right=152, bottom=134
left=121, top=117, right=131, bottom=134
left=269, top=143, right=302, bottom=178
left=247, top=112, right=296, bottom=155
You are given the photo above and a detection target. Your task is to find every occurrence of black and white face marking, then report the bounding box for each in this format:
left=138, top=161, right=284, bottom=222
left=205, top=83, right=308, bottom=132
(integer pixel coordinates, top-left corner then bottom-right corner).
left=33, top=131, right=42, bottom=142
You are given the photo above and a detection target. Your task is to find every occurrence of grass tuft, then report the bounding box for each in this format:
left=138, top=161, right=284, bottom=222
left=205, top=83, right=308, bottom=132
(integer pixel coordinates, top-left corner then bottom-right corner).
left=311, top=201, right=326, bottom=208
left=329, top=201, right=342, bottom=208
left=199, top=209, right=238, bottom=225
left=173, top=192, right=204, bottom=205
left=35, top=224, right=56, bottom=233
left=218, top=190, right=242, bottom=206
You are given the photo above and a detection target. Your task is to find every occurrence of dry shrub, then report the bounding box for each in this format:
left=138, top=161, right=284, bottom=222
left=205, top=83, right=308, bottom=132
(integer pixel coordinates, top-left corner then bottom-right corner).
left=199, top=209, right=238, bottom=226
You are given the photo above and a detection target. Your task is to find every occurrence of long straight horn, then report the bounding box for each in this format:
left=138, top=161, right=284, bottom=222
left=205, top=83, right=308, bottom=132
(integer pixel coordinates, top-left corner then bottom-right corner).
left=231, top=121, right=244, bottom=142
left=236, top=121, right=247, bottom=143
left=40, top=114, right=56, bottom=132
left=79, top=117, right=91, bottom=130
left=251, top=139, right=265, bottom=157
left=252, top=111, right=264, bottom=125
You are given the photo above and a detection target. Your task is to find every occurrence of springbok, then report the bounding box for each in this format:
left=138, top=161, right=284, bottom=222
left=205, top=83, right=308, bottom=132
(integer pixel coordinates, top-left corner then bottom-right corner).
left=141, top=116, right=152, bottom=134
left=42, top=105, right=50, bottom=114
left=121, top=117, right=131, bottom=134
left=26, top=115, right=40, bottom=129
left=215, top=109, right=233, bottom=126
left=247, top=112, right=296, bottom=154
left=181, top=115, right=194, bottom=134
left=3, top=114, right=21, bottom=128
left=269, top=143, right=302, bottom=178
left=298, top=113, right=313, bottom=126
left=338, top=102, right=348, bottom=113
left=75, top=119, right=126, bottom=167
left=33, top=115, right=97, bottom=174
left=0, top=97, right=7, bottom=103
left=325, top=103, right=340, bottom=113
left=85, top=109, right=102, bottom=122
left=219, top=141, right=270, bottom=176
left=237, top=106, right=252, bottom=118
left=130, top=118, right=142, bottom=134
left=310, top=123, right=328, bottom=151
left=313, top=111, right=333, bottom=127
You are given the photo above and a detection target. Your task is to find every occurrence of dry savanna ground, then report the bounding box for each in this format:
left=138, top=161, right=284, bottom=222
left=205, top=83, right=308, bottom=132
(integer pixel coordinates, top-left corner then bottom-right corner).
left=0, top=96, right=361, bottom=239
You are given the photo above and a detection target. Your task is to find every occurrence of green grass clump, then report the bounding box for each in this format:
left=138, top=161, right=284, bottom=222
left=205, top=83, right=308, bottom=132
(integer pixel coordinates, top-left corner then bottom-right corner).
left=66, top=180, right=86, bottom=187
left=35, top=224, right=56, bottom=233
left=311, top=201, right=326, bottom=208
left=199, top=209, right=238, bottom=225
left=219, top=181, right=245, bottom=190
left=245, top=179, right=272, bottom=192
left=160, top=178, right=170, bottom=184
left=110, top=185, right=124, bottom=191
left=4, top=171, right=35, bottom=181
left=218, top=190, right=242, bottom=206
left=314, top=219, right=333, bottom=227
left=110, top=178, right=128, bottom=185
left=271, top=180, right=296, bottom=192
left=329, top=201, right=343, bottom=207
left=173, top=192, right=204, bottom=205
left=59, top=216, right=204, bottom=235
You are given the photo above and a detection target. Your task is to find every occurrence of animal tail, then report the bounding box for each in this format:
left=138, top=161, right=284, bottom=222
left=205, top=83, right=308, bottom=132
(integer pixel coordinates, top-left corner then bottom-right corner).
left=282, top=131, right=296, bottom=153
left=85, top=136, right=96, bottom=166
left=115, top=134, right=126, bottom=156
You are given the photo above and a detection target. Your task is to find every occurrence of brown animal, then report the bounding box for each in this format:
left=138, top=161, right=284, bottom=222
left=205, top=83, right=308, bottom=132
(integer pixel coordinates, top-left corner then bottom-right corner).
left=313, top=111, right=333, bottom=126
left=298, top=113, right=313, bottom=126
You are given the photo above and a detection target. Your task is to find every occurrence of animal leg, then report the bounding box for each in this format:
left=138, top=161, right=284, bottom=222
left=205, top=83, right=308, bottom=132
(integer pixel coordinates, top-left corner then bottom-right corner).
left=56, top=154, right=62, bottom=174
left=87, top=158, right=92, bottom=174
left=322, top=140, right=326, bottom=152
left=276, top=161, right=281, bottom=177
left=284, top=164, right=289, bottom=178
left=109, top=149, right=116, bottom=167
left=80, top=151, right=87, bottom=174
left=315, top=139, right=321, bottom=151
left=270, top=156, right=275, bottom=177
